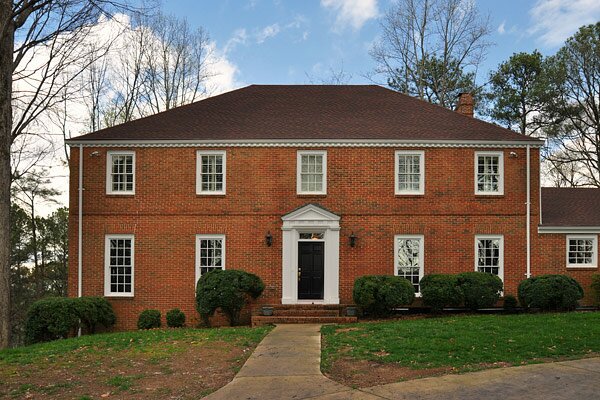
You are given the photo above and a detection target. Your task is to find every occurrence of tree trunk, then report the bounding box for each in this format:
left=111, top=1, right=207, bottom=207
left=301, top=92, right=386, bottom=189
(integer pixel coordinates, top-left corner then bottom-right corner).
left=0, top=0, right=14, bottom=348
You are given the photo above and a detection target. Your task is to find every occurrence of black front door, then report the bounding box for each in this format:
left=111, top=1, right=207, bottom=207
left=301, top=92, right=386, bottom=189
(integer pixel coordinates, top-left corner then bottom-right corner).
left=298, top=242, right=324, bottom=300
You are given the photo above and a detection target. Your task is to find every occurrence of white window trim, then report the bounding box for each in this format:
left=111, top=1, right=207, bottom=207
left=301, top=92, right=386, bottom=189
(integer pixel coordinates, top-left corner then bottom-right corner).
left=106, top=151, right=135, bottom=195
left=474, top=235, right=504, bottom=282
left=395, top=150, right=425, bottom=195
left=104, top=234, right=135, bottom=297
left=394, top=234, right=424, bottom=295
left=196, top=150, right=227, bottom=195
left=297, top=150, right=327, bottom=195
left=474, top=151, right=504, bottom=195
left=566, top=235, right=598, bottom=268
left=195, top=234, right=226, bottom=287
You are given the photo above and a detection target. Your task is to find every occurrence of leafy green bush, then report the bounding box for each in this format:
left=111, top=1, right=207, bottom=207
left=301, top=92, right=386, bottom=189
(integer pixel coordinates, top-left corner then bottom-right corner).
left=353, top=275, right=415, bottom=317
left=591, top=274, right=600, bottom=307
left=25, top=297, right=78, bottom=344
left=456, top=272, right=503, bottom=310
left=166, top=308, right=186, bottom=328
left=503, top=295, right=518, bottom=312
left=25, top=296, right=116, bottom=344
left=518, top=275, right=584, bottom=311
left=419, top=274, right=462, bottom=313
left=196, top=269, right=265, bottom=326
left=72, top=297, right=116, bottom=333
left=137, top=309, right=161, bottom=329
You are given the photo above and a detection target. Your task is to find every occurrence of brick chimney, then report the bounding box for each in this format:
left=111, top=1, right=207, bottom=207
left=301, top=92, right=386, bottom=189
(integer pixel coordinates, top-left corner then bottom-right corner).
left=456, top=92, right=474, bottom=117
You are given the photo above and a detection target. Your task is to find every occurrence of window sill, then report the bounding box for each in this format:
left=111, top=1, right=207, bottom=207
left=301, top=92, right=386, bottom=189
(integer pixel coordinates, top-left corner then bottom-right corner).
left=475, top=194, right=504, bottom=198
left=566, top=265, right=598, bottom=270
left=196, top=193, right=226, bottom=197
left=297, top=193, right=327, bottom=197
left=104, top=295, right=134, bottom=299
left=106, top=193, right=135, bottom=197
left=395, top=193, right=425, bottom=197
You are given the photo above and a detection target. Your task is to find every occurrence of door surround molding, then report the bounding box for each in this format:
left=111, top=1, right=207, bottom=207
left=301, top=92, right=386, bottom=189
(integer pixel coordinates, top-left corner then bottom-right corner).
left=281, top=204, right=340, bottom=304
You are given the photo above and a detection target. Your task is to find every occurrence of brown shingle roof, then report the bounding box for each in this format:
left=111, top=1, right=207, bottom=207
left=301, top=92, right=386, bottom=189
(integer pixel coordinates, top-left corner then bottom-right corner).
left=541, top=187, right=600, bottom=227
left=68, top=85, right=541, bottom=143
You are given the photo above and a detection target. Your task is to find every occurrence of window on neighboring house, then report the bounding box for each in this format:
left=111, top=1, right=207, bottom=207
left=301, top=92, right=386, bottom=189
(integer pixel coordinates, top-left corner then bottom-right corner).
left=197, top=151, right=226, bottom=194
left=106, top=151, right=135, bottom=194
left=395, top=235, right=424, bottom=294
left=475, top=152, right=503, bottom=195
left=104, top=235, right=134, bottom=296
left=395, top=151, right=425, bottom=195
left=195, top=235, right=225, bottom=284
left=567, top=235, right=598, bottom=268
left=475, top=235, right=503, bottom=280
left=297, top=150, right=327, bottom=194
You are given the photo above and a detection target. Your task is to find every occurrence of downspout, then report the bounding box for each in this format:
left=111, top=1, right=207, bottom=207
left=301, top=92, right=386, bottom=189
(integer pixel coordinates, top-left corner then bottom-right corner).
left=526, top=145, right=531, bottom=279
left=78, top=145, right=83, bottom=336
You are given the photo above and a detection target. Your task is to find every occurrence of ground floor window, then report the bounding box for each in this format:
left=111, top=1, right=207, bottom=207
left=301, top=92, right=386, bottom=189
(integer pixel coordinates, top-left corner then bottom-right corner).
left=196, top=235, right=225, bottom=284
left=475, top=235, right=503, bottom=279
left=104, top=234, right=134, bottom=296
left=395, top=235, right=424, bottom=293
left=567, top=235, right=597, bottom=268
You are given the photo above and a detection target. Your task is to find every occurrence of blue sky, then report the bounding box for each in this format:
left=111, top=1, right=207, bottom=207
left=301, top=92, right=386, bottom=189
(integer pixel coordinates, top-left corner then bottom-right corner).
left=161, top=0, right=600, bottom=89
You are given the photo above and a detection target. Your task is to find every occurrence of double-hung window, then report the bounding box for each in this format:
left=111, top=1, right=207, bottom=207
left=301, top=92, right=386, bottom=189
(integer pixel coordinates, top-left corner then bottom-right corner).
left=104, top=235, right=134, bottom=297
left=106, top=151, right=135, bottom=194
left=197, top=151, right=226, bottom=195
left=297, top=150, right=327, bottom=195
left=567, top=235, right=598, bottom=268
left=395, top=151, right=424, bottom=195
left=475, top=152, right=503, bottom=195
left=395, top=235, right=424, bottom=294
left=475, top=235, right=503, bottom=280
left=195, top=235, right=225, bottom=284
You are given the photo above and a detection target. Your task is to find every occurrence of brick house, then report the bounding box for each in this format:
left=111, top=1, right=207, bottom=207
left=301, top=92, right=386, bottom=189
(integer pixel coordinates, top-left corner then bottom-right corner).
left=66, top=85, right=599, bottom=329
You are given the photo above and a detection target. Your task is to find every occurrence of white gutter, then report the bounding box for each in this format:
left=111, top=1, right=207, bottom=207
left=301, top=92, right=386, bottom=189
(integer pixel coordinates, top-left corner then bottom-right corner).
left=526, top=145, right=531, bottom=279
left=77, top=145, right=83, bottom=336
left=539, top=227, right=600, bottom=234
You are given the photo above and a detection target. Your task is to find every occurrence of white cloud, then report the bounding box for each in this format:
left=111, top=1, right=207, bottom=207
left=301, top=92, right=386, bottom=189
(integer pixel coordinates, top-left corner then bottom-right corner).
left=529, top=0, right=600, bottom=47
left=224, top=28, right=248, bottom=54
left=205, top=41, right=242, bottom=94
left=497, top=21, right=506, bottom=35
left=321, top=0, right=379, bottom=32
left=256, top=23, right=281, bottom=43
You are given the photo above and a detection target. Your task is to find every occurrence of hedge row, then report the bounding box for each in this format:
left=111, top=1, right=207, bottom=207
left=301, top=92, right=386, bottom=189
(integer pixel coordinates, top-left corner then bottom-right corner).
left=25, top=297, right=116, bottom=344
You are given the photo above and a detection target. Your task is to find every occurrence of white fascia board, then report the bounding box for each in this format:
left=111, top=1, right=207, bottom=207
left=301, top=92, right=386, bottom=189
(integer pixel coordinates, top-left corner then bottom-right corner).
left=538, top=226, right=600, bottom=234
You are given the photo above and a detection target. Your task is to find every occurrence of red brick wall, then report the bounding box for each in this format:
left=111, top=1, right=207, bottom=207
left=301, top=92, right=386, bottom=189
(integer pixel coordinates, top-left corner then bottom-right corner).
left=69, top=145, right=593, bottom=331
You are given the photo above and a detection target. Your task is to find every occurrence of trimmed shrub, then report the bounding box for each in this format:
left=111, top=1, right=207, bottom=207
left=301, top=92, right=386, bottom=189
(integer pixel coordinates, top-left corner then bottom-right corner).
left=456, top=272, right=503, bottom=310
left=419, top=274, right=462, bottom=313
left=503, top=295, right=518, bottom=312
left=196, top=269, right=265, bottom=326
left=591, top=274, right=600, bottom=307
left=25, top=297, right=78, bottom=344
left=137, top=309, right=161, bottom=329
left=353, top=275, right=415, bottom=317
left=166, top=308, right=186, bottom=328
left=518, top=274, right=584, bottom=311
left=72, top=297, right=116, bottom=333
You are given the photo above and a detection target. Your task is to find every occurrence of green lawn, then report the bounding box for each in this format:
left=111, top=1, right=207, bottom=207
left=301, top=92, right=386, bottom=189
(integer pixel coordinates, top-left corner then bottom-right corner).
left=321, top=312, right=600, bottom=373
left=0, top=326, right=272, bottom=399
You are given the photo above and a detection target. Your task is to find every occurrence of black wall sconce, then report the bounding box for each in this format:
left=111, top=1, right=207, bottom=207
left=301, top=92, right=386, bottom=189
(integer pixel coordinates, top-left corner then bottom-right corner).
left=265, top=231, right=273, bottom=247
left=349, top=232, right=357, bottom=247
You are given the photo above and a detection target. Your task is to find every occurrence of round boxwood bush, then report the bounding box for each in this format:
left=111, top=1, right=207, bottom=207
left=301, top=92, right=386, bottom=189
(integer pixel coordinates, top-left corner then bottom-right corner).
left=503, top=295, right=518, bottom=312
left=196, top=269, right=265, bottom=326
left=419, top=274, right=462, bottom=313
left=353, top=275, right=415, bottom=317
left=25, top=297, right=78, bottom=344
left=456, top=271, right=503, bottom=310
left=72, top=297, right=116, bottom=333
left=518, top=274, right=583, bottom=311
left=591, top=274, right=600, bottom=307
left=166, top=308, right=186, bottom=328
left=137, top=309, right=161, bottom=329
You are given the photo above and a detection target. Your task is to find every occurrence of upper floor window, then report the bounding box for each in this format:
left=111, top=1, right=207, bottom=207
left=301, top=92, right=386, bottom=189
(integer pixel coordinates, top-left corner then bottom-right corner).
left=395, top=235, right=424, bottom=294
left=475, top=152, right=504, bottom=195
left=106, top=151, right=135, bottom=194
left=104, top=234, right=134, bottom=297
left=475, top=235, right=503, bottom=280
left=197, top=151, right=226, bottom=195
left=195, top=235, right=225, bottom=284
left=395, top=151, right=424, bottom=195
left=567, top=235, right=597, bottom=268
left=297, top=150, right=327, bottom=195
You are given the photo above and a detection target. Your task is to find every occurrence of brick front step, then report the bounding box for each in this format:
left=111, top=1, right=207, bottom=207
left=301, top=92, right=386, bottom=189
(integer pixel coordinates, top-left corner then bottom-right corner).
left=251, top=316, right=357, bottom=327
left=270, top=309, right=341, bottom=317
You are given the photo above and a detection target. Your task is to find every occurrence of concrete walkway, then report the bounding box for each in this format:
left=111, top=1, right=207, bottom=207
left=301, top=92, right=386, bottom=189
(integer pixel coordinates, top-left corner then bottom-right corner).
left=206, top=324, right=600, bottom=400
